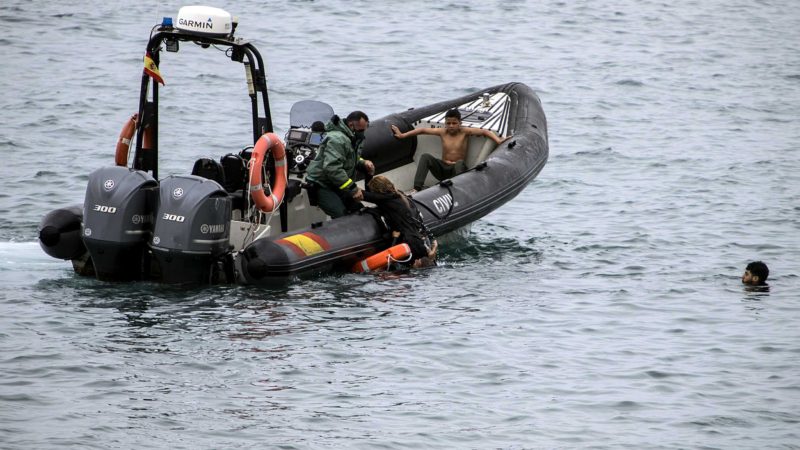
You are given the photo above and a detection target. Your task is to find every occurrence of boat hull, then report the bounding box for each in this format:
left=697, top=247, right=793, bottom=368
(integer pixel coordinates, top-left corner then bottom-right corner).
left=238, top=82, right=548, bottom=284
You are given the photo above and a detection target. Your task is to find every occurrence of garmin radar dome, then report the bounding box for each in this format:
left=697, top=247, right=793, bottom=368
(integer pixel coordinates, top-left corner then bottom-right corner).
left=175, top=6, right=233, bottom=37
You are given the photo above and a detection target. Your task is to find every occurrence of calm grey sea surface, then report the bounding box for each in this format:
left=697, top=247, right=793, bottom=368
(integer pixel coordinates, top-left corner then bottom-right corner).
left=1, top=1, right=799, bottom=448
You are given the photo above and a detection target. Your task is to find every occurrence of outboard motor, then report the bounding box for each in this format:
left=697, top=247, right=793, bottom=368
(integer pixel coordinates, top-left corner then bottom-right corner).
left=82, top=166, right=158, bottom=281
left=149, top=175, right=232, bottom=284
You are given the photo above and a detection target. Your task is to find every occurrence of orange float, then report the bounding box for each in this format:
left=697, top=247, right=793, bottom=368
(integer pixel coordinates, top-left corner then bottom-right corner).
left=115, top=114, right=137, bottom=166
left=248, top=132, right=287, bottom=213
left=114, top=113, right=152, bottom=167
left=352, top=243, right=412, bottom=273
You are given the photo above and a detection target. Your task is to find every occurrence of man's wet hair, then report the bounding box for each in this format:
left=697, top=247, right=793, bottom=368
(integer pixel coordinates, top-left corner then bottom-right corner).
left=346, top=110, right=369, bottom=124
left=445, top=109, right=461, bottom=121
left=746, top=261, right=769, bottom=283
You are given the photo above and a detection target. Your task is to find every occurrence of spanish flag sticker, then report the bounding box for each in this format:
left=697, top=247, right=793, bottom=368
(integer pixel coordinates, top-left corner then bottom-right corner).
left=143, top=52, right=165, bottom=85
left=278, top=232, right=331, bottom=258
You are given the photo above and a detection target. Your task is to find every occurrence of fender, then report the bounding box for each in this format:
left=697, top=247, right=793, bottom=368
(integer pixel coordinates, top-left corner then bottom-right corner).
left=248, top=132, right=287, bottom=213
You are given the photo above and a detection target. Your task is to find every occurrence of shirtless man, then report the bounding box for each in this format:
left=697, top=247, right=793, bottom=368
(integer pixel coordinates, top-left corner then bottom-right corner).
left=391, top=108, right=509, bottom=192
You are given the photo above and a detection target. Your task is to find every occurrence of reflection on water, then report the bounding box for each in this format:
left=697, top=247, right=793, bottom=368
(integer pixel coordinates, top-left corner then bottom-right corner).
left=742, top=285, right=770, bottom=295
left=741, top=284, right=770, bottom=314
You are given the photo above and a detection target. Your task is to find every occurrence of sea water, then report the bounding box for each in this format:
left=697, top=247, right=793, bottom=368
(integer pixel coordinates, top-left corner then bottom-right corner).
left=1, top=0, right=799, bottom=448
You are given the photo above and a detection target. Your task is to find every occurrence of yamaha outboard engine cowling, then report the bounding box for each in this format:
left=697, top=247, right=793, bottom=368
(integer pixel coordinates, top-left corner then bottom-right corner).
left=149, top=175, right=232, bottom=284
left=82, top=166, right=158, bottom=281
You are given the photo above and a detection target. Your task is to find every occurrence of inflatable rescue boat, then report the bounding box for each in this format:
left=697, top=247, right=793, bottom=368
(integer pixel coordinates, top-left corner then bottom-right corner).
left=38, top=6, right=549, bottom=285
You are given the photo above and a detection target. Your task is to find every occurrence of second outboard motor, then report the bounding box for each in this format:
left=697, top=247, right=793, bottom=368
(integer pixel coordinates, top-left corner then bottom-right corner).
left=149, top=175, right=232, bottom=284
left=82, top=166, right=158, bottom=281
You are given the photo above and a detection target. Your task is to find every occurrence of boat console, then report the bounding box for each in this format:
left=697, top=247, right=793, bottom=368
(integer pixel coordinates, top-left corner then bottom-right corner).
left=285, top=127, right=324, bottom=174
left=284, top=100, right=334, bottom=175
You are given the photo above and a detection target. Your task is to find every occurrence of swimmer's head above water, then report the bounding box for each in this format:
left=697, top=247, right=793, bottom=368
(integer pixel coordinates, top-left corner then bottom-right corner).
left=742, top=261, right=769, bottom=286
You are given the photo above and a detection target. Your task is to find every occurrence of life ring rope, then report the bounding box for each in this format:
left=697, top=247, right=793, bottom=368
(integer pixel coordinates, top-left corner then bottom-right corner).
left=248, top=132, right=287, bottom=213
left=386, top=247, right=413, bottom=271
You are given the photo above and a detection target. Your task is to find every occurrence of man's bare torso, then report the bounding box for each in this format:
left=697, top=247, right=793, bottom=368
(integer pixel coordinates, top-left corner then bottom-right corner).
left=439, top=130, right=469, bottom=164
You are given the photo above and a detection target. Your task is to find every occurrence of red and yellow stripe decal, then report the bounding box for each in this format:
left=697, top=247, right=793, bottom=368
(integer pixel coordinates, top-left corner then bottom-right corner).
left=277, top=232, right=331, bottom=258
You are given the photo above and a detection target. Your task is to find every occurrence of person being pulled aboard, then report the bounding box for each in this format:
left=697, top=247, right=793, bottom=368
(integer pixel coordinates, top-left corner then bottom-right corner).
left=391, top=108, right=509, bottom=192
left=305, top=111, right=375, bottom=218
left=363, top=175, right=438, bottom=268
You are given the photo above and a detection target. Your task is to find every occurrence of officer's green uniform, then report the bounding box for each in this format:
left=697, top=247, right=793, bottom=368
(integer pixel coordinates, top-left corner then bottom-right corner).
left=306, top=116, right=366, bottom=218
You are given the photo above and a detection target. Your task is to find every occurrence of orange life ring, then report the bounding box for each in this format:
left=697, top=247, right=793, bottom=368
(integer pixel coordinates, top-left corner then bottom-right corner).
left=249, top=132, right=287, bottom=213
left=114, top=113, right=152, bottom=167
left=352, top=243, right=412, bottom=273
left=115, top=114, right=137, bottom=166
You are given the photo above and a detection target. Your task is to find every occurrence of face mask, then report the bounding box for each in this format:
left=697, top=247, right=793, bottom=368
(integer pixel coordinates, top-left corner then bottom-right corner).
left=351, top=130, right=365, bottom=147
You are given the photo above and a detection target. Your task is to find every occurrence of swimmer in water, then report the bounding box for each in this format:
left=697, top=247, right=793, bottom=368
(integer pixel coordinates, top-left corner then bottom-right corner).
left=742, top=261, right=769, bottom=286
